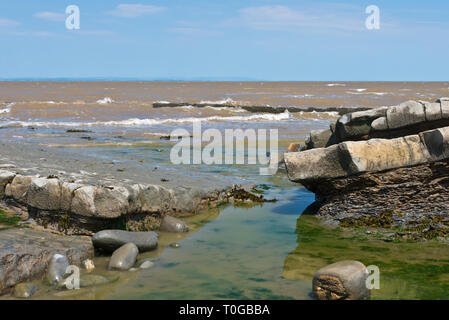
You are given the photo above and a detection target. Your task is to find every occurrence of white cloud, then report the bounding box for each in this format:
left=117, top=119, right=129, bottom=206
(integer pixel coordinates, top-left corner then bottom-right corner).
left=0, top=18, right=20, bottom=27
left=34, top=11, right=66, bottom=22
left=107, top=4, right=166, bottom=18
left=229, top=5, right=364, bottom=32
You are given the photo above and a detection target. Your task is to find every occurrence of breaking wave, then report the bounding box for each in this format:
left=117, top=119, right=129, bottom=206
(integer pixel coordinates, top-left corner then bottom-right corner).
left=1, top=110, right=294, bottom=128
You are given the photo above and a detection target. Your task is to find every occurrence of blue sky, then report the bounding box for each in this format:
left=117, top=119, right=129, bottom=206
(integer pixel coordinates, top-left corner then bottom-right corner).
left=0, top=0, right=448, bottom=80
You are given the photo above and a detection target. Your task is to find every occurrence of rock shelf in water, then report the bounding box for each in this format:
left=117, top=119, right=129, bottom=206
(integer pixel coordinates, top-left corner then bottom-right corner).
left=152, top=101, right=370, bottom=115
left=285, top=97, right=449, bottom=239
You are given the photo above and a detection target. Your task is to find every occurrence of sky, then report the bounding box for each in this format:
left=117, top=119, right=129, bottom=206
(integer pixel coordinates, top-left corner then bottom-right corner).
left=0, top=0, right=448, bottom=81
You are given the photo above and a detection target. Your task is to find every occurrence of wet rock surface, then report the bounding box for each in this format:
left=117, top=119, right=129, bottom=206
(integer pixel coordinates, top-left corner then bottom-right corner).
left=92, top=230, right=158, bottom=253
left=313, top=260, right=370, bottom=300
left=47, top=254, right=70, bottom=286
left=108, top=243, right=139, bottom=271
left=159, top=216, right=189, bottom=233
left=0, top=228, right=93, bottom=294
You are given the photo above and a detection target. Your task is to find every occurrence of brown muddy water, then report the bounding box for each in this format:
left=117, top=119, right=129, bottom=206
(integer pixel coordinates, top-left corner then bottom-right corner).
left=1, top=81, right=449, bottom=300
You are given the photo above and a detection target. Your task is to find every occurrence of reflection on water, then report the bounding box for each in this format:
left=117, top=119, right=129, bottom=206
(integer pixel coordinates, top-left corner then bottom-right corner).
left=107, top=187, right=313, bottom=300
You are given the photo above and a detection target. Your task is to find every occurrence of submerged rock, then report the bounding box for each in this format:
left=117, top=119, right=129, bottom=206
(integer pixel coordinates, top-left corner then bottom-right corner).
left=108, top=243, right=139, bottom=271
left=92, top=230, right=158, bottom=252
left=13, top=283, right=39, bottom=298
left=80, top=274, right=117, bottom=288
left=47, top=254, right=70, bottom=286
left=139, top=260, right=154, bottom=269
left=159, top=216, right=189, bottom=233
left=313, top=260, right=370, bottom=300
left=169, top=242, right=181, bottom=249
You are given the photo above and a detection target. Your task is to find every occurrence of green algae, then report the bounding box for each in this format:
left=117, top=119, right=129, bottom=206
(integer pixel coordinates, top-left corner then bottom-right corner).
left=284, top=215, right=449, bottom=299
left=0, top=209, right=21, bottom=229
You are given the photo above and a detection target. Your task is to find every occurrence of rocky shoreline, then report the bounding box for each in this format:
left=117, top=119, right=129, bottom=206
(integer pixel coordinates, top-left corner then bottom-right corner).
left=1, top=170, right=261, bottom=235
left=285, top=97, right=449, bottom=240
left=0, top=140, right=273, bottom=296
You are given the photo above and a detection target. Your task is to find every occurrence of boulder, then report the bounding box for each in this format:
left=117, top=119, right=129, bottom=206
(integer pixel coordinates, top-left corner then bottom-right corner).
left=5, top=175, right=33, bottom=203
left=94, top=186, right=130, bottom=218
left=159, top=216, right=189, bottom=233
left=108, top=243, right=139, bottom=271
left=71, top=186, right=130, bottom=218
left=0, top=170, right=15, bottom=197
left=71, top=186, right=96, bottom=216
left=335, top=107, right=387, bottom=139
left=439, top=98, right=449, bottom=118
left=47, top=254, right=70, bottom=286
left=136, top=184, right=173, bottom=213
left=313, top=260, right=370, bottom=300
left=339, top=135, right=429, bottom=175
left=305, top=129, right=336, bottom=149
left=60, top=182, right=82, bottom=212
left=420, top=126, right=449, bottom=161
left=421, top=101, right=442, bottom=121
left=284, top=145, right=347, bottom=182
left=371, top=116, right=388, bottom=131
left=386, top=100, right=425, bottom=129
left=27, top=178, right=61, bottom=211
left=13, top=283, right=39, bottom=298
left=92, top=230, right=158, bottom=253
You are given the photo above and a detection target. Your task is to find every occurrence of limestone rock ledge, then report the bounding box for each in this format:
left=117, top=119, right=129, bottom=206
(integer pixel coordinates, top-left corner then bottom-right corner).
left=0, top=170, right=256, bottom=235
left=285, top=98, right=449, bottom=239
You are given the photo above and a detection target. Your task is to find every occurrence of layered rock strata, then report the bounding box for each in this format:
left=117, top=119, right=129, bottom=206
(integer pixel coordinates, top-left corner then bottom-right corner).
left=0, top=170, right=259, bottom=235
left=286, top=98, right=449, bottom=239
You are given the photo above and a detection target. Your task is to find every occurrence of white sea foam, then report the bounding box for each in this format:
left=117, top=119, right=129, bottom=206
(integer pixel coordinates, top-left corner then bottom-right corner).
left=283, top=94, right=314, bottom=98
left=1, top=110, right=293, bottom=128
left=0, top=103, right=14, bottom=114
left=96, top=97, right=114, bottom=104
left=204, top=106, right=247, bottom=113
left=199, top=98, right=237, bottom=105
left=327, top=83, right=346, bottom=87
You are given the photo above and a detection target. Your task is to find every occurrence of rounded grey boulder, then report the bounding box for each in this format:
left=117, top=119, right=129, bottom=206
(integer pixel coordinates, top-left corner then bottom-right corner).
left=13, top=283, right=39, bottom=298
left=92, top=230, right=158, bottom=252
left=108, top=243, right=139, bottom=271
left=47, top=254, right=70, bottom=286
left=312, top=260, right=370, bottom=300
left=159, top=216, right=189, bottom=233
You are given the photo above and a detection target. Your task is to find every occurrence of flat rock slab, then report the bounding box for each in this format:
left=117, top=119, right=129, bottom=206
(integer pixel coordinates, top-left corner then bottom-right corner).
left=0, top=228, right=94, bottom=294
left=92, top=230, right=158, bottom=253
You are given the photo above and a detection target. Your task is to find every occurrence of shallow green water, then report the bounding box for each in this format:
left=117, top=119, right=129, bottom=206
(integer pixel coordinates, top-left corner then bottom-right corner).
left=18, top=183, right=449, bottom=300
left=106, top=186, right=314, bottom=299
